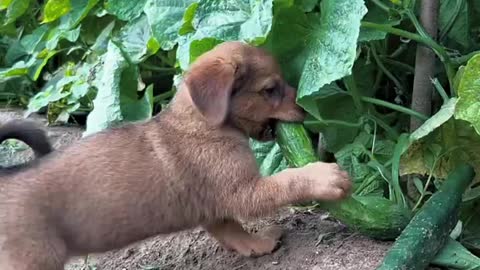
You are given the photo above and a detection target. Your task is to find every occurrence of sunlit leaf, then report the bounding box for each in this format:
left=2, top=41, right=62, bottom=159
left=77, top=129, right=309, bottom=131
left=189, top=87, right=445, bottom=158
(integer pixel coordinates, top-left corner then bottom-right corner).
left=104, top=0, right=146, bottom=21
left=144, top=0, right=195, bottom=50
left=178, top=2, right=198, bottom=35
left=42, top=0, right=72, bottom=23
left=85, top=41, right=152, bottom=136
left=60, top=0, right=99, bottom=29
left=117, top=14, right=156, bottom=63
left=455, top=53, right=480, bottom=135
left=411, top=98, right=458, bottom=141
left=46, top=25, right=81, bottom=50
left=192, top=0, right=273, bottom=45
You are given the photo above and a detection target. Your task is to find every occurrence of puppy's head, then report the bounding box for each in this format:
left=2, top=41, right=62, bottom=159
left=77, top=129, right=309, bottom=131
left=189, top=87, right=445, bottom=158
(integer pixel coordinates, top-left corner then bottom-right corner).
left=184, top=41, right=305, bottom=141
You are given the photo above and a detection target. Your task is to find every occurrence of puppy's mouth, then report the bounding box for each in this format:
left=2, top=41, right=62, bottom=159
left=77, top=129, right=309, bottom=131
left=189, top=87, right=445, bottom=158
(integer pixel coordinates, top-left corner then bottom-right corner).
left=257, top=118, right=278, bottom=142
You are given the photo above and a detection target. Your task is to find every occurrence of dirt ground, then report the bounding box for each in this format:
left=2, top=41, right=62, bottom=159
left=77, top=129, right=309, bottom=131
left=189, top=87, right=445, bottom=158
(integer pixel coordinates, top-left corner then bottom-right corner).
left=0, top=108, right=440, bottom=270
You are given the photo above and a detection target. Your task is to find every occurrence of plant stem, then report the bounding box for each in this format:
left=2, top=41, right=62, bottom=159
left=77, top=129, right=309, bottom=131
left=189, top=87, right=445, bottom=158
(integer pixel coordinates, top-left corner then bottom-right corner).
left=153, top=89, right=175, bottom=103
left=451, top=50, right=480, bottom=66
left=405, top=9, right=456, bottom=88
left=412, top=171, right=435, bottom=211
left=431, top=78, right=450, bottom=103
left=343, top=75, right=364, bottom=113
left=371, top=44, right=406, bottom=94
left=368, top=114, right=400, bottom=139
left=140, top=63, right=177, bottom=74
left=361, top=21, right=455, bottom=85
left=381, top=57, right=416, bottom=74
left=304, top=118, right=364, bottom=128
left=408, top=1, right=439, bottom=131
left=371, top=0, right=390, bottom=12
left=361, top=96, right=429, bottom=121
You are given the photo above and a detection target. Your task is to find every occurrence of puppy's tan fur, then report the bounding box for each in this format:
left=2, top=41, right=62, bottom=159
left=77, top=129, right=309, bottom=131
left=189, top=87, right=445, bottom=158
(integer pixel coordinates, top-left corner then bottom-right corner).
left=0, top=42, right=351, bottom=270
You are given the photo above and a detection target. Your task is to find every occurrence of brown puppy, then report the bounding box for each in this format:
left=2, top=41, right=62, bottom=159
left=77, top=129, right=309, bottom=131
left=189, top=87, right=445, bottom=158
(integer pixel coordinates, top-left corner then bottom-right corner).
left=0, top=120, right=53, bottom=174
left=0, top=42, right=351, bottom=270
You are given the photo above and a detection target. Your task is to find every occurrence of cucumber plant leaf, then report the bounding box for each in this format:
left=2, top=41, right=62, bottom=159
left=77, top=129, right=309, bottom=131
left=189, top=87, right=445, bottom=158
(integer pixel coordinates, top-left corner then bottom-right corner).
left=3, top=0, right=29, bottom=25
left=250, top=139, right=288, bottom=176
left=359, top=1, right=402, bottom=42
left=104, top=0, right=147, bottom=21
left=116, top=14, right=158, bottom=64
left=177, top=0, right=274, bottom=70
left=42, top=0, right=72, bottom=23
left=439, top=0, right=473, bottom=52
left=85, top=41, right=152, bottom=136
left=144, top=0, right=195, bottom=50
left=455, top=53, right=480, bottom=135
left=411, top=98, right=458, bottom=141
left=296, top=0, right=367, bottom=118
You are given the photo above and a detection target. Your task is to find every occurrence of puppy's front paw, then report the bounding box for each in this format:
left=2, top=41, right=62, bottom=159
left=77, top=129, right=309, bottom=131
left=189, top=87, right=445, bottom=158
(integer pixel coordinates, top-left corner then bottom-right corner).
left=219, top=225, right=282, bottom=257
left=301, top=162, right=352, bottom=201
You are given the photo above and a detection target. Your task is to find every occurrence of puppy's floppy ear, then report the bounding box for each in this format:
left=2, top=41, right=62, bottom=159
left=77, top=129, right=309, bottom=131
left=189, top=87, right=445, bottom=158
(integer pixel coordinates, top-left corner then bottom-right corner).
left=185, top=58, right=236, bottom=126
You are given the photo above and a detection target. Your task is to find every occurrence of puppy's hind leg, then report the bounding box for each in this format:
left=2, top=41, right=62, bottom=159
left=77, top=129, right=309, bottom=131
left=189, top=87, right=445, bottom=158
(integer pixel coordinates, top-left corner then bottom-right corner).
left=0, top=232, right=67, bottom=270
left=204, top=219, right=282, bottom=257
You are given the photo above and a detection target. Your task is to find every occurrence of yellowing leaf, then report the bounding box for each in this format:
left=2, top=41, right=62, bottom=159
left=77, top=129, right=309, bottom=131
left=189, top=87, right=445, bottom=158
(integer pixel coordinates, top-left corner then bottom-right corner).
left=0, top=0, right=13, bottom=10
left=42, top=0, right=72, bottom=23
left=455, top=53, right=480, bottom=135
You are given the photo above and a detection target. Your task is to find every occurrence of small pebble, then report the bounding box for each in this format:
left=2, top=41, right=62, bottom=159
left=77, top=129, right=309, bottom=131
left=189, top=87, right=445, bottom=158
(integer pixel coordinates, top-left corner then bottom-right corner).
left=272, top=261, right=279, bottom=265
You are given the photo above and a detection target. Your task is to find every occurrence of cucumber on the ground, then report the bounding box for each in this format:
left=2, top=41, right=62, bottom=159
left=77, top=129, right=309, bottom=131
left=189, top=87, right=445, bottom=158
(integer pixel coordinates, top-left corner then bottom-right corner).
left=377, top=164, right=476, bottom=270
left=323, top=196, right=412, bottom=240
left=275, top=122, right=411, bottom=240
left=432, top=237, right=480, bottom=270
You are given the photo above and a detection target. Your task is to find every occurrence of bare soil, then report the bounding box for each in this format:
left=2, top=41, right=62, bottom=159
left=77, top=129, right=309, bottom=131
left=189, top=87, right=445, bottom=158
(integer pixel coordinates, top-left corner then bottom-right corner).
left=0, top=108, right=439, bottom=270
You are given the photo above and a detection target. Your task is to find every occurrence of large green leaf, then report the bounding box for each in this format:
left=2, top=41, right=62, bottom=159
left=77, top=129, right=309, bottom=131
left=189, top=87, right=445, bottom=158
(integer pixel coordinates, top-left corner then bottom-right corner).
left=4, top=25, right=49, bottom=65
left=358, top=0, right=401, bottom=42
left=20, top=25, right=49, bottom=54
left=46, top=25, right=81, bottom=50
left=262, top=5, right=311, bottom=86
left=3, top=0, right=30, bottom=25
left=439, top=0, right=473, bottom=51
left=249, top=139, right=288, bottom=176
left=411, top=98, right=458, bottom=141
left=296, top=0, right=367, bottom=117
left=177, top=0, right=274, bottom=69
left=85, top=41, right=152, bottom=136
left=117, top=14, right=158, bottom=63
left=0, top=49, right=57, bottom=81
left=303, top=83, right=361, bottom=152
left=191, top=0, right=273, bottom=44
left=0, top=0, right=13, bottom=10
left=455, top=54, right=480, bottom=135
left=104, top=0, right=146, bottom=21
left=401, top=119, right=480, bottom=182
left=144, top=0, right=195, bottom=50
left=42, top=0, right=71, bottom=23
left=59, top=0, right=99, bottom=29
left=294, top=0, right=318, bottom=12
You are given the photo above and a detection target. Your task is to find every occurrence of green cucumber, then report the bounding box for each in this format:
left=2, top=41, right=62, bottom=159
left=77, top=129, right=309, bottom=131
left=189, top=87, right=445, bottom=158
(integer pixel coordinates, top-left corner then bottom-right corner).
left=276, top=122, right=317, bottom=168
left=275, top=122, right=411, bottom=240
left=432, top=237, right=480, bottom=270
left=377, top=164, right=476, bottom=270
left=323, top=196, right=412, bottom=240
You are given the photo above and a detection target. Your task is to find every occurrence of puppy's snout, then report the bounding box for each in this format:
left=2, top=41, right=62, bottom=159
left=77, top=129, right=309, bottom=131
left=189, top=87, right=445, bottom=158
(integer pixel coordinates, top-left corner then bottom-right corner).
left=272, top=85, right=306, bottom=122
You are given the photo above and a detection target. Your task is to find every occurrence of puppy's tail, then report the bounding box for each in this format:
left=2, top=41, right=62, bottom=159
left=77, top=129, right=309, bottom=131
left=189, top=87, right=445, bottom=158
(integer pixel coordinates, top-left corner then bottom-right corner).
left=0, top=120, right=53, bottom=158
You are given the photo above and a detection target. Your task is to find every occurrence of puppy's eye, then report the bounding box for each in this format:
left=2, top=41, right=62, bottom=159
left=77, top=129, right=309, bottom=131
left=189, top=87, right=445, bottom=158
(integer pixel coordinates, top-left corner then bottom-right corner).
left=263, top=86, right=276, bottom=96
